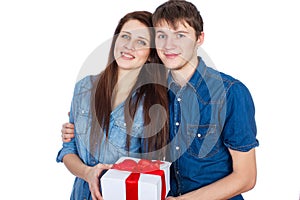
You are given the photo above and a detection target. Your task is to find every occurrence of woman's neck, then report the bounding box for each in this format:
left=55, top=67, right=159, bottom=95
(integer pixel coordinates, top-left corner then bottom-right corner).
left=112, top=67, right=141, bottom=109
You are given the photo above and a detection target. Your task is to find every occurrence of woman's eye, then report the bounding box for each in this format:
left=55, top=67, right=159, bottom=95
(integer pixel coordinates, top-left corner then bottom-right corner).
left=137, top=40, right=147, bottom=46
left=121, top=34, right=130, bottom=40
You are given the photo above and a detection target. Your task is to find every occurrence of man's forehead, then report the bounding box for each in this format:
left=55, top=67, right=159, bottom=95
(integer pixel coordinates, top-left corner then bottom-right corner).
left=155, top=20, right=189, bottom=32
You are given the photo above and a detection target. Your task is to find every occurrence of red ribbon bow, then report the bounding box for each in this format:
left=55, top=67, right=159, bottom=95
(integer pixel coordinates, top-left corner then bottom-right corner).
left=112, top=159, right=166, bottom=200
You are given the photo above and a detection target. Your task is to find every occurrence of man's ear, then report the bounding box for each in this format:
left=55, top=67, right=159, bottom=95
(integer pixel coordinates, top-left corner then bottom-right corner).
left=196, top=31, right=204, bottom=46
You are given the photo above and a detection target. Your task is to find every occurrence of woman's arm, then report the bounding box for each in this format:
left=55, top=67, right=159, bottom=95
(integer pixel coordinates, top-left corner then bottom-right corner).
left=63, top=154, right=112, bottom=200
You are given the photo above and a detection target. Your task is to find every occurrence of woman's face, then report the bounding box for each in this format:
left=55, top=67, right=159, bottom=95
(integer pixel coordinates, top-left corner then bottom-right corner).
left=114, top=19, right=151, bottom=72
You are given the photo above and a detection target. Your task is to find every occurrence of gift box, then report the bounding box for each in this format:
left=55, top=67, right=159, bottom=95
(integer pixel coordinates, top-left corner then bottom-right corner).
left=100, top=156, right=171, bottom=200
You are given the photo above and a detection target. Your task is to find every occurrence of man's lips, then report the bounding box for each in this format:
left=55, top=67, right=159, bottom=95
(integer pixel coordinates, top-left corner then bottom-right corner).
left=164, top=52, right=180, bottom=59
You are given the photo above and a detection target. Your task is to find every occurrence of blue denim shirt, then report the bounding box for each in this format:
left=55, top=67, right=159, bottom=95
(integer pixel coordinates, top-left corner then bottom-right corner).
left=56, top=75, right=144, bottom=200
left=167, top=57, right=259, bottom=199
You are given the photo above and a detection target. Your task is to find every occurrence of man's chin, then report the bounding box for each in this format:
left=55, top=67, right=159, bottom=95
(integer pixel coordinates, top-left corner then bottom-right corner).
left=165, top=65, right=182, bottom=71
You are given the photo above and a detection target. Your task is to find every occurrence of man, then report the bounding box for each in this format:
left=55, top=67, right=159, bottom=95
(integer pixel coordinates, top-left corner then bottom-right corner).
left=61, top=1, right=259, bottom=199
left=151, top=1, right=258, bottom=199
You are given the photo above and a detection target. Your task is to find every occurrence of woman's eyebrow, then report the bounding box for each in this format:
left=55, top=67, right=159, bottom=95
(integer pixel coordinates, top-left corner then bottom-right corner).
left=121, top=31, right=150, bottom=42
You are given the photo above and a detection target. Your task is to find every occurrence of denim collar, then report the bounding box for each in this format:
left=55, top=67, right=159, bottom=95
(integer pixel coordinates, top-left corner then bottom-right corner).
left=167, top=56, right=207, bottom=92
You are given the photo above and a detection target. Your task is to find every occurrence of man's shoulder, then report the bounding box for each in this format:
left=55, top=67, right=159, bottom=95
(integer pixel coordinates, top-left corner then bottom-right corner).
left=205, top=65, right=237, bottom=83
left=205, top=67, right=252, bottom=99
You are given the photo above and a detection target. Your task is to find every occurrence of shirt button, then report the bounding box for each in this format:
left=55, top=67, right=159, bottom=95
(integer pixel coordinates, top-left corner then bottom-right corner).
left=175, top=122, right=180, bottom=126
left=197, top=133, right=201, bottom=138
left=124, top=123, right=126, bottom=126
left=177, top=98, right=181, bottom=102
left=175, top=146, right=180, bottom=150
left=176, top=171, right=179, bottom=174
left=81, top=110, right=85, bottom=114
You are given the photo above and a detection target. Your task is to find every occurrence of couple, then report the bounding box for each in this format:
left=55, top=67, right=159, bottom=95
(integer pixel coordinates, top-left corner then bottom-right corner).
left=57, top=1, right=259, bottom=200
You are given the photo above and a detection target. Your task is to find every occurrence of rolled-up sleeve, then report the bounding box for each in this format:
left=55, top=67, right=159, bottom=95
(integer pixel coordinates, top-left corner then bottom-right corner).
left=56, top=139, right=78, bottom=162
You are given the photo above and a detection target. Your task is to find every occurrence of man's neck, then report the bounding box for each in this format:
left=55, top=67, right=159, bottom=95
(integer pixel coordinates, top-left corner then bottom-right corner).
left=171, top=56, right=199, bottom=87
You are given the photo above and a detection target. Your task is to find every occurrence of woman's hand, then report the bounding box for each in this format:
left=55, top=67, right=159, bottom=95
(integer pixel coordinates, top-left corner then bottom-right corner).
left=61, top=122, right=75, bottom=142
left=84, top=163, right=113, bottom=200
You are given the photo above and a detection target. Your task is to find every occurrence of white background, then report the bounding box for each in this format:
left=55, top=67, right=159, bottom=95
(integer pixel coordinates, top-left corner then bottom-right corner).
left=1, top=0, right=299, bottom=199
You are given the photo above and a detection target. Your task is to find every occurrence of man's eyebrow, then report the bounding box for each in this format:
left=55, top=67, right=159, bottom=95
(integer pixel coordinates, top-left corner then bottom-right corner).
left=156, top=30, right=189, bottom=34
left=174, top=30, right=189, bottom=34
left=156, top=30, right=166, bottom=34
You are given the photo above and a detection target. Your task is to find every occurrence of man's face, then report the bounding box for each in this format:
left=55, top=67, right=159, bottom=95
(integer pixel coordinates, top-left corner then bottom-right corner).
left=155, top=20, right=203, bottom=70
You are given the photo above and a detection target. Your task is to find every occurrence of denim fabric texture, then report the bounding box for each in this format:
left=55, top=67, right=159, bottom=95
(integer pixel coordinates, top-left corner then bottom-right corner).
left=167, top=57, right=259, bottom=199
left=56, top=75, right=144, bottom=200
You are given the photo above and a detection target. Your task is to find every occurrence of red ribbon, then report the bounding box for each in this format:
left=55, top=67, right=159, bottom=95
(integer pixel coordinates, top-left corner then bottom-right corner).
left=126, top=172, right=141, bottom=200
left=112, top=159, right=166, bottom=200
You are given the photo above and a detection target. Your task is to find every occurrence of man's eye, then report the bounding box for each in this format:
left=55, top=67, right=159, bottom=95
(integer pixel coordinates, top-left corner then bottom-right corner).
left=177, top=33, right=185, bottom=38
left=157, top=34, right=166, bottom=39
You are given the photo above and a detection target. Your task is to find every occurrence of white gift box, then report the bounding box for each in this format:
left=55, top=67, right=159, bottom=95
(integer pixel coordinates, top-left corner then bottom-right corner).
left=100, top=156, right=171, bottom=200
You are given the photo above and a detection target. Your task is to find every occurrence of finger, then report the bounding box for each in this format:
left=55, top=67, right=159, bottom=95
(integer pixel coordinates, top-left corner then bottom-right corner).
left=66, top=127, right=74, bottom=133
left=62, top=122, right=68, bottom=128
left=62, top=123, right=74, bottom=129
left=91, top=192, right=102, bottom=200
left=91, top=181, right=102, bottom=200
left=61, top=130, right=73, bottom=142
left=103, top=164, right=113, bottom=169
left=93, top=190, right=103, bottom=200
left=61, top=128, right=73, bottom=135
left=66, top=123, right=74, bottom=129
left=64, top=134, right=75, bottom=140
left=97, top=164, right=113, bottom=170
left=66, top=133, right=75, bottom=138
left=62, top=138, right=71, bottom=142
left=61, top=131, right=74, bottom=139
left=61, top=126, right=74, bottom=136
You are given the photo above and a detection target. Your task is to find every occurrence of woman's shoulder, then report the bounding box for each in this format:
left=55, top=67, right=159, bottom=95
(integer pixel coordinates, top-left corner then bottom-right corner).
left=74, top=74, right=99, bottom=95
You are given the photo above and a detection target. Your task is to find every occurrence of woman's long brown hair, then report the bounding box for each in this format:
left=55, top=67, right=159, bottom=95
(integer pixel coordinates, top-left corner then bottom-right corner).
left=90, top=11, right=169, bottom=160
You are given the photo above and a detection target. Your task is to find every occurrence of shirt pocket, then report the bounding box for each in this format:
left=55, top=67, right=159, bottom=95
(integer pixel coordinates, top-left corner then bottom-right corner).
left=187, top=124, right=220, bottom=159
left=108, top=119, right=143, bottom=152
left=74, top=107, right=91, bottom=135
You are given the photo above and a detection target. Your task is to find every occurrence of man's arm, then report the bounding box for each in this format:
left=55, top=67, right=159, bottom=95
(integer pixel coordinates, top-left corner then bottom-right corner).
left=167, top=148, right=257, bottom=200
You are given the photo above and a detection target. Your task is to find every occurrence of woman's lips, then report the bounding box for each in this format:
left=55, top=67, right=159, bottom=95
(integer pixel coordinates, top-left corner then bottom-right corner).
left=121, top=52, right=135, bottom=59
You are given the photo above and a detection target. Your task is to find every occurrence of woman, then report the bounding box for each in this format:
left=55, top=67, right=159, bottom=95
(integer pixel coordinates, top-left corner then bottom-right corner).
left=57, top=11, right=169, bottom=200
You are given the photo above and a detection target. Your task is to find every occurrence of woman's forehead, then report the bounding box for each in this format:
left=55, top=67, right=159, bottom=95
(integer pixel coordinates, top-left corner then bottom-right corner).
left=121, top=20, right=151, bottom=37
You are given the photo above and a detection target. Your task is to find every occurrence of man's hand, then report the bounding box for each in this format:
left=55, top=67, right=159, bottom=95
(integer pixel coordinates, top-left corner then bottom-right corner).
left=61, top=122, right=75, bottom=142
